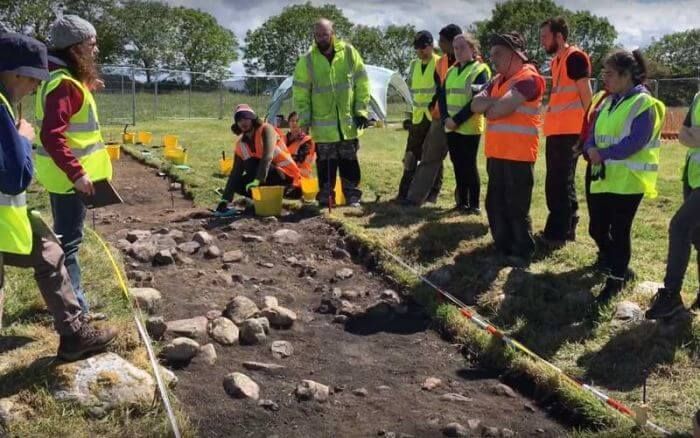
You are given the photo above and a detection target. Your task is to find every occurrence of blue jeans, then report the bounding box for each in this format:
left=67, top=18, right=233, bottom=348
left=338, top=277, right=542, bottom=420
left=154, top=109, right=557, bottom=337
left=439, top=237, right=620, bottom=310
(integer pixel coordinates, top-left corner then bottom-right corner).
left=50, top=192, right=89, bottom=313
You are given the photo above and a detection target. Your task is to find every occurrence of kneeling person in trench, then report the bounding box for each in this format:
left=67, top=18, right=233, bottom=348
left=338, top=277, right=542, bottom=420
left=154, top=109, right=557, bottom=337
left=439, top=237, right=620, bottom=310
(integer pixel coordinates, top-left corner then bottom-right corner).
left=0, top=32, right=117, bottom=361
left=216, top=105, right=301, bottom=215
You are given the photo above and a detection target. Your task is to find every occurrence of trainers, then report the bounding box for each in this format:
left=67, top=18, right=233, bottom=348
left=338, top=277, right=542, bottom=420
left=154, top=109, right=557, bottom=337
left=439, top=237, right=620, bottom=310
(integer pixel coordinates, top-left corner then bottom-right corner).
left=645, top=288, right=685, bottom=320
left=596, top=277, right=624, bottom=303
left=466, top=206, right=481, bottom=216
left=57, top=322, right=118, bottom=362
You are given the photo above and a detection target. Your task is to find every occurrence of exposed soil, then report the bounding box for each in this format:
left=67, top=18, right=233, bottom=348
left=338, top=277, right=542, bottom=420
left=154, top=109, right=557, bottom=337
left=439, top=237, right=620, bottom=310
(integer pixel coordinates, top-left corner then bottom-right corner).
left=96, top=155, right=567, bottom=438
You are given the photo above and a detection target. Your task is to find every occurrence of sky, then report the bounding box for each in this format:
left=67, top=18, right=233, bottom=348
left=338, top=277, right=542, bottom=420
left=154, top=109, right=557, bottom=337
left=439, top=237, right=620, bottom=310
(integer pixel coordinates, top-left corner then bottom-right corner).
left=165, top=0, right=700, bottom=74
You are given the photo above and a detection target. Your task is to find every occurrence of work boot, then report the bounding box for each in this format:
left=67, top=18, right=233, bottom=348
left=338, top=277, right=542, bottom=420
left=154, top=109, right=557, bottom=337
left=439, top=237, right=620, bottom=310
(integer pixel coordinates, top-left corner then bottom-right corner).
left=645, top=288, right=685, bottom=320
left=566, top=216, right=579, bottom=241
left=692, top=291, right=700, bottom=311
left=466, top=206, right=481, bottom=216
left=596, top=277, right=624, bottom=303
left=592, top=252, right=611, bottom=274
left=57, top=322, right=118, bottom=362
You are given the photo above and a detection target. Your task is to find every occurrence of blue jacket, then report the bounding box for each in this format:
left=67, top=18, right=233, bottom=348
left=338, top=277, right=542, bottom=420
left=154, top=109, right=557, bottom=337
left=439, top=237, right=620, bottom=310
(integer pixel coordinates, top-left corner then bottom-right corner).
left=0, top=89, right=33, bottom=195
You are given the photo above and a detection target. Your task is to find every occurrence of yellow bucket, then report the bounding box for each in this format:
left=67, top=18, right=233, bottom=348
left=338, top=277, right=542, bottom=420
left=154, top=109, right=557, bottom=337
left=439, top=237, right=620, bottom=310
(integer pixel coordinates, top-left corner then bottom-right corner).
left=163, top=134, right=179, bottom=149
left=122, top=132, right=135, bottom=144
left=219, top=157, right=234, bottom=176
left=165, top=147, right=187, bottom=165
left=106, top=143, right=121, bottom=160
left=251, top=186, right=284, bottom=217
left=335, top=178, right=346, bottom=206
left=138, top=131, right=153, bottom=145
left=301, top=177, right=319, bottom=202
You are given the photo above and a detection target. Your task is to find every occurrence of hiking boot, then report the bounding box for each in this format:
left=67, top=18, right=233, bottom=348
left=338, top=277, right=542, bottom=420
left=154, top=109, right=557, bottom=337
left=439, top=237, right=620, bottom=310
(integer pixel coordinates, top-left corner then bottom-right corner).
left=596, top=277, right=624, bottom=303
left=645, top=288, right=685, bottom=320
left=539, top=234, right=566, bottom=249
left=592, top=253, right=611, bottom=274
left=466, top=206, right=481, bottom=216
left=81, top=312, right=107, bottom=323
left=566, top=216, right=579, bottom=242
left=506, top=255, right=531, bottom=269
left=57, top=322, right=118, bottom=362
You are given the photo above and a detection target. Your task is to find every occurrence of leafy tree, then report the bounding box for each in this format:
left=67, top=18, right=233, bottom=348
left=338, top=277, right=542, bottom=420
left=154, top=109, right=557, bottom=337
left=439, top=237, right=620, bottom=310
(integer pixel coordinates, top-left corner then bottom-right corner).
left=243, top=2, right=352, bottom=75
left=567, top=10, right=617, bottom=74
left=381, top=24, right=416, bottom=75
left=349, top=25, right=385, bottom=67
left=173, top=7, right=238, bottom=81
left=646, top=29, right=700, bottom=77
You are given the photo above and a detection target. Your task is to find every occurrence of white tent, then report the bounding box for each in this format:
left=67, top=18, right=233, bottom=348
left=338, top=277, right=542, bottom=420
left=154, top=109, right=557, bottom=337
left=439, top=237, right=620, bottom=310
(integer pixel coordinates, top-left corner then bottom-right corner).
left=265, top=65, right=412, bottom=124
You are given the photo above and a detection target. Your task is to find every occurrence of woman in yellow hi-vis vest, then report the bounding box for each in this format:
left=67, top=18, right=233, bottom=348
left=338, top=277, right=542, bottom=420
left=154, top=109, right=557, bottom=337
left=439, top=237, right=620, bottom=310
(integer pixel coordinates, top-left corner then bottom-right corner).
left=35, top=15, right=112, bottom=319
left=0, top=32, right=116, bottom=360
left=442, top=33, right=491, bottom=214
left=646, top=91, right=700, bottom=319
left=583, top=50, right=665, bottom=303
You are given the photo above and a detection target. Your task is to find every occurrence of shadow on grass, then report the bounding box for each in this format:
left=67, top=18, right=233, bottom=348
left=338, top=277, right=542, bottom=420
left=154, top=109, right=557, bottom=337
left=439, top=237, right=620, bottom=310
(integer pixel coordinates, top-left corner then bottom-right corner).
left=578, top=314, right=696, bottom=391
left=357, top=200, right=450, bottom=229
left=0, top=336, right=34, bottom=355
left=0, top=355, right=56, bottom=398
left=398, top=220, right=489, bottom=264
left=344, top=302, right=431, bottom=336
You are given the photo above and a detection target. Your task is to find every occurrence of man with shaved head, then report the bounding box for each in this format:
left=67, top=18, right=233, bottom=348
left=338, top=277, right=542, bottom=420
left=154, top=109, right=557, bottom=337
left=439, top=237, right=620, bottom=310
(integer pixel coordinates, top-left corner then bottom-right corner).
left=293, top=17, right=371, bottom=207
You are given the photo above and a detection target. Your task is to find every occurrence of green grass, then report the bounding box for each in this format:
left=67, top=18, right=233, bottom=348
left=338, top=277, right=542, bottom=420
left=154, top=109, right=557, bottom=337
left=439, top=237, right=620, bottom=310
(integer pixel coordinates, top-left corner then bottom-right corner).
left=105, top=119, right=699, bottom=434
left=0, top=187, right=194, bottom=437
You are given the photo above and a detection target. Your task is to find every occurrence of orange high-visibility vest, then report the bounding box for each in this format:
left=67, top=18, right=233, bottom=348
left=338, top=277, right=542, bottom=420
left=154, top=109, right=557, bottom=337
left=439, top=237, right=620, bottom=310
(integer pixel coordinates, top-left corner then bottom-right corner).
left=235, top=123, right=301, bottom=183
left=485, top=64, right=545, bottom=163
left=286, top=133, right=316, bottom=179
left=543, top=46, right=590, bottom=136
left=430, top=55, right=452, bottom=119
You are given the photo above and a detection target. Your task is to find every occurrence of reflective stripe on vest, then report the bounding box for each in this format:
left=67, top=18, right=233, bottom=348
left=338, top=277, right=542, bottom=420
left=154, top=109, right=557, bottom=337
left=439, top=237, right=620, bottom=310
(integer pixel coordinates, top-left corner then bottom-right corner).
left=235, top=124, right=301, bottom=183
left=409, top=54, right=439, bottom=124
left=485, top=64, right=544, bottom=162
left=591, top=92, right=666, bottom=197
left=0, top=93, right=32, bottom=255
left=543, top=46, right=590, bottom=136
left=35, top=68, right=112, bottom=193
left=444, top=61, right=491, bottom=135
left=684, top=92, right=700, bottom=188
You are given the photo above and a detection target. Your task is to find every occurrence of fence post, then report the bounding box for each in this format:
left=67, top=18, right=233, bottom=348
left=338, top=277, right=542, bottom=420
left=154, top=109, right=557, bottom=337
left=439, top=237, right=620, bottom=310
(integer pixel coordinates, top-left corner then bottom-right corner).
left=154, top=68, right=159, bottom=121
left=131, top=66, right=136, bottom=126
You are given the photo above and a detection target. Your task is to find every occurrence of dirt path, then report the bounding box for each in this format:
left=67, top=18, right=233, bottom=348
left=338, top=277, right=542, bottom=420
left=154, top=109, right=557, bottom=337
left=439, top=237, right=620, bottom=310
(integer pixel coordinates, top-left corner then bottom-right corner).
left=96, top=155, right=567, bottom=438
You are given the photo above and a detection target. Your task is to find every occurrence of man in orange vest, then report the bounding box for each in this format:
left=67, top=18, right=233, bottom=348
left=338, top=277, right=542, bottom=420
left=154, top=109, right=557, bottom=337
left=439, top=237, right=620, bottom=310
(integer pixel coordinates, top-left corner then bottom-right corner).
left=286, top=111, right=316, bottom=180
left=404, top=24, right=462, bottom=206
left=471, top=32, right=545, bottom=267
left=540, top=17, right=592, bottom=245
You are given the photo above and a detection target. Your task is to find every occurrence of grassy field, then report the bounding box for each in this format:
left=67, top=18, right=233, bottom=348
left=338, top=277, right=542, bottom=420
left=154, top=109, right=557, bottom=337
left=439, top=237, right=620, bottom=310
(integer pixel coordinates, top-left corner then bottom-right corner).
left=0, top=188, right=194, bottom=437
left=104, top=117, right=700, bottom=435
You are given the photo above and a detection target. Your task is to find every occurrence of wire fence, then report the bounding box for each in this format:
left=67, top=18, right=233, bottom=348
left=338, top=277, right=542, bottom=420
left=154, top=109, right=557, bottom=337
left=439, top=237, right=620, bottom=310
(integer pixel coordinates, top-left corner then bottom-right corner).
left=20, top=64, right=700, bottom=135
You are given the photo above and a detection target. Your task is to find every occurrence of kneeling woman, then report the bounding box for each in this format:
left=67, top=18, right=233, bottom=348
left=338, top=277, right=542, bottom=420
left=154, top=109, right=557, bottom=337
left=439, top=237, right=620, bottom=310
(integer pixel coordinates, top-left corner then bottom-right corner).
left=216, top=104, right=301, bottom=214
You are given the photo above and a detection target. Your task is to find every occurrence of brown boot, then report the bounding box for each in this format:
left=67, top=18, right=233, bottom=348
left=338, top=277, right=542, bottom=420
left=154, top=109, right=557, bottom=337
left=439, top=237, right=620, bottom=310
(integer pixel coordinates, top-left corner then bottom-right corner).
left=57, top=322, right=118, bottom=362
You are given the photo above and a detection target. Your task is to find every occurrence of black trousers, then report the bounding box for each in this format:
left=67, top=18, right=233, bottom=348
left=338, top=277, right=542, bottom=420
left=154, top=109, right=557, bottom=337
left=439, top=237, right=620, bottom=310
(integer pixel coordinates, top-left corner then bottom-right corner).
left=544, top=134, right=580, bottom=240
left=398, top=117, right=443, bottom=202
left=485, top=158, right=535, bottom=259
left=664, top=183, right=700, bottom=293
left=222, top=158, right=289, bottom=200
left=316, top=139, right=362, bottom=204
left=446, top=132, right=481, bottom=208
left=588, top=191, right=643, bottom=278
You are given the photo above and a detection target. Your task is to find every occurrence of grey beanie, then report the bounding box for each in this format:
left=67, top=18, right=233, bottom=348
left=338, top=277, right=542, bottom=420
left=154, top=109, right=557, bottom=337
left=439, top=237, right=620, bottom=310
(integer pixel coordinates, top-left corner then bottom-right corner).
left=49, top=14, right=96, bottom=50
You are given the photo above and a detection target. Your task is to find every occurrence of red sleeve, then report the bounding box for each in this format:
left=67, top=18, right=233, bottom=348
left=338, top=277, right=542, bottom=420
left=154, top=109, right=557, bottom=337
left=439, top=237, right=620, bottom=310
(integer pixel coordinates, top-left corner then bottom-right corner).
left=512, top=77, right=544, bottom=102
left=40, top=81, right=86, bottom=184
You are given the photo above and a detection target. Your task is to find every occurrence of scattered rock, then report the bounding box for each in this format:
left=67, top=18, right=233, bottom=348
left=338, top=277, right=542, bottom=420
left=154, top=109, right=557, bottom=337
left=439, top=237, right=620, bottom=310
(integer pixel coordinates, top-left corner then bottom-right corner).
left=501, top=429, right=515, bottom=438
left=615, top=301, right=643, bottom=322
left=167, top=229, right=186, bottom=243
left=376, top=385, right=391, bottom=391
left=635, top=281, right=664, bottom=297
left=331, top=247, right=351, bottom=259
left=208, top=317, right=239, bottom=345
left=115, top=239, right=132, bottom=252
left=380, top=289, right=401, bottom=304
left=263, top=296, right=279, bottom=308
left=338, top=300, right=360, bottom=316
left=482, top=426, right=500, bottom=437
left=317, top=297, right=340, bottom=314
left=242, top=234, right=264, bottom=243
left=197, top=343, right=217, bottom=365
left=223, top=373, right=259, bottom=400
left=0, top=396, right=33, bottom=428
left=239, top=318, right=270, bottom=345
left=153, top=249, right=175, bottom=266
left=333, top=314, right=349, bottom=324
left=335, top=268, right=354, bottom=280
left=224, top=296, right=260, bottom=325
left=341, top=290, right=361, bottom=300
left=206, top=310, right=222, bottom=320
left=421, top=377, right=442, bottom=391
left=440, top=393, right=472, bottom=403
left=295, top=380, right=330, bottom=402
left=126, top=230, right=151, bottom=243
left=146, top=316, right=167, bottom=340
left=442, top=422, right=468, bottom=437
left=272, top=229, right=301, bottom=245
left=157, top=366, right=178, bottom=388
left=242, top=362, right=286, bottom=372
left=232, top=273, right=250, bottom=283
left=128, top=240, right=158, bottom=263
left=177, top=241, right=201, bottom=255
left=192, top=231, right=214, bottom=246
left=467, top=419, right=481, bottom=431
left=166, top=316, right=208, bottom=339
left=271, top=341, right=293, bottom=359
left=524, top=403, right=536, bottom=413
left=491, top=383, right=516, bottom=398
left=130, top=287, right=162, bottom=314
left=258, top=261, right=274, bottom=268
left=205, top=245, right=222, bottom=259
left=258, top=399, right=279, bottom=411
left=223, top=250, right=245, bottom=263
left=260, top=306, right=297, bottom=329
left=174, top=253, right=195, bottom=265
left=127, top=270, right=153, bottom=285
left=352, top=388, right=368, bottom=397
left=161, top=337, right=200, bottom=362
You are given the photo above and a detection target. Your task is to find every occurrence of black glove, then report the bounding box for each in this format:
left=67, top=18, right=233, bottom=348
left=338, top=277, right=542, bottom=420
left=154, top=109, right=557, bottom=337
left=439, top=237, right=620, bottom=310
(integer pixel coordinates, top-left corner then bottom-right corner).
left=216, top=200, right=229, bottom=213
left=296, top=144, right=310, bottom=163
left=354, top=115, right=369, bottom=129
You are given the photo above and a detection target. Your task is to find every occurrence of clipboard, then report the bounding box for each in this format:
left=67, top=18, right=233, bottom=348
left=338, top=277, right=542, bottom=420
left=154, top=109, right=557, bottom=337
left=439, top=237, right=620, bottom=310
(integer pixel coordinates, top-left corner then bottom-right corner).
left=76, top=179, right=123, bottom=209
